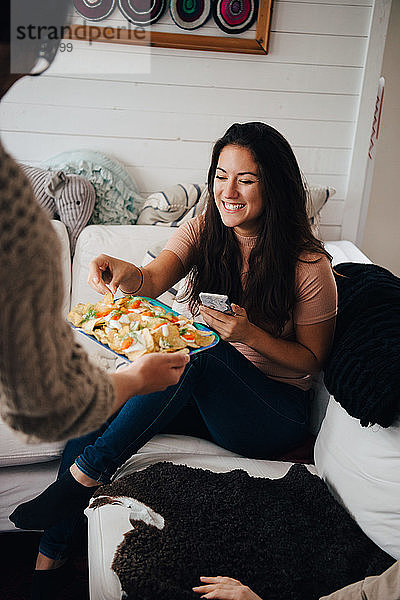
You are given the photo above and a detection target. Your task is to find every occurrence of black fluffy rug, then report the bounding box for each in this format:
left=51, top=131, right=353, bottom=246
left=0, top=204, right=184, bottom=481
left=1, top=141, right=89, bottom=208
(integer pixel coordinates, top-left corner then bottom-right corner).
left=91, top=462, right=394, bottom=600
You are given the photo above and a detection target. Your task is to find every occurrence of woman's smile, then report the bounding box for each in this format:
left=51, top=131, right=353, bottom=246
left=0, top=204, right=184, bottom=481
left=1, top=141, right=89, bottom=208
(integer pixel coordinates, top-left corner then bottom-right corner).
left=222, top=201, right=246, bottom=212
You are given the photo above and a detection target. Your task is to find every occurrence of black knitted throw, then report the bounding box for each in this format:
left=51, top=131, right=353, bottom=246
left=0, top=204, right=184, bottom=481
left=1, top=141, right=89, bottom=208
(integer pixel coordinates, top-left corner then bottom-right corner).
left=92, top=462, right=394, bottom=600
left=324, top=262, right=400, bottom=427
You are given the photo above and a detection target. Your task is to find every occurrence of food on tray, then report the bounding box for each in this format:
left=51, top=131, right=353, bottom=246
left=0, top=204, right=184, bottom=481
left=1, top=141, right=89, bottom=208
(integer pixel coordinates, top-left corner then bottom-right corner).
left=68, top=293, right=215, bottom=361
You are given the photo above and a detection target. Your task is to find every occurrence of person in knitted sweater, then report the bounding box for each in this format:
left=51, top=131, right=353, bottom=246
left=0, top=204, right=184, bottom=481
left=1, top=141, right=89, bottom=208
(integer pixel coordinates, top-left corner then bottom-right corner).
left=0, top=3, right=188, bottom=443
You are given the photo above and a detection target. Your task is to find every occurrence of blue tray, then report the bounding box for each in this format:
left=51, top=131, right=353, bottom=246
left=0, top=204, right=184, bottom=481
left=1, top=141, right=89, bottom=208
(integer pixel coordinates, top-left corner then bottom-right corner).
left=70, top=295, right=220, bottom=362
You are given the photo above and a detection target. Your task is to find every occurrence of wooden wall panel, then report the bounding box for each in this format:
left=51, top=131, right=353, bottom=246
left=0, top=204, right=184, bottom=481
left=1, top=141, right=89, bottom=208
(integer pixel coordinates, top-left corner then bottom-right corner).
left=0, top=0, right=375, bottom=241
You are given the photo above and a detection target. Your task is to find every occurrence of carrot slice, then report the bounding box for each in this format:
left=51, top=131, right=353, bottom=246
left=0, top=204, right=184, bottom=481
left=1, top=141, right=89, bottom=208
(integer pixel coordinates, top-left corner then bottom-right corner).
left=95, top=309, right=112, bottom=318
left=182, top=331, right=195, bottom=341
left=129, top=299, right=141, bottom=309
left=120, top=337, right=133, bottom=350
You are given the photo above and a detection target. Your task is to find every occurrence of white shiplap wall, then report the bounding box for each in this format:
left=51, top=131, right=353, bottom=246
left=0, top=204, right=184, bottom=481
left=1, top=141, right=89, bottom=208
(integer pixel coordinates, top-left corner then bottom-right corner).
left=0, top=0, right=374, bottom=240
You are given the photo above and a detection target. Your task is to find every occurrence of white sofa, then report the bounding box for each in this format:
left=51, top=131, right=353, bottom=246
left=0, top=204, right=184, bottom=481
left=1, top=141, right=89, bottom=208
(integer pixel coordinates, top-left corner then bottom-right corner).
left=0, top=221, right=369, bottom=529
left=4, top=219, right=399, bottom=598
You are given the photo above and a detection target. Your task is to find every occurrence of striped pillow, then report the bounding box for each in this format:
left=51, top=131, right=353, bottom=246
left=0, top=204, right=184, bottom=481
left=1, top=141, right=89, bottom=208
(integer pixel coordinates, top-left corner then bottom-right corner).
left=137, top=183, right=208, bottom=227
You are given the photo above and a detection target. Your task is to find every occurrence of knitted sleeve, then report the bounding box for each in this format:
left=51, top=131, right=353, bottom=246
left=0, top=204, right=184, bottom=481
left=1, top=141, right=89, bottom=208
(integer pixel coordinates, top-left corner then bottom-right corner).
left=0, top=145, right=115, bottom=443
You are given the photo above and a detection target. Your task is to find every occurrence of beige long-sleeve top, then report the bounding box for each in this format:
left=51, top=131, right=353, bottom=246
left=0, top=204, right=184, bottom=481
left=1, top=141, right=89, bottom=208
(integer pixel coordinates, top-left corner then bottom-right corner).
left=0, top=143, right=115, bottom=443
left=320, top=560, right=400, bottom=600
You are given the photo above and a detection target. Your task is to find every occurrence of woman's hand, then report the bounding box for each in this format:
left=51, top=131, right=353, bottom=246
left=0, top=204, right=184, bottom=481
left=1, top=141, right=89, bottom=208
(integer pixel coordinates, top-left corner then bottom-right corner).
left=125, top=352, right=190, bottom=395
left=88, top=254, right=141, bottom=296
left=199, top=304, right=253, bottom=343
left=109, top=352, right=190, bottom=414
left=193, top=576, right=263, bottom=600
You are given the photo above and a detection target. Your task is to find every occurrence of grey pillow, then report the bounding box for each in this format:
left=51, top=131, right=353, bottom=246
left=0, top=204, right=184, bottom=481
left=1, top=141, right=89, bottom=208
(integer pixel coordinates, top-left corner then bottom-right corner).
left=20, top=164, right=95, bottom=254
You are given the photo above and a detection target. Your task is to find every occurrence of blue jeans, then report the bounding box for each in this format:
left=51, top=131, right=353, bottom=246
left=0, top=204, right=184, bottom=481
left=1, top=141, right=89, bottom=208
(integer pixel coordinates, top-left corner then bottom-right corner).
left=39, top=341, right=310, bottom=559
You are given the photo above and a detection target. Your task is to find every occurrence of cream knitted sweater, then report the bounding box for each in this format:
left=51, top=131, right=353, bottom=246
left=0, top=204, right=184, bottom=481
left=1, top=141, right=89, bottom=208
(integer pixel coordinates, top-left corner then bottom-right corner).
left=0, top=143, right=115, bottom=442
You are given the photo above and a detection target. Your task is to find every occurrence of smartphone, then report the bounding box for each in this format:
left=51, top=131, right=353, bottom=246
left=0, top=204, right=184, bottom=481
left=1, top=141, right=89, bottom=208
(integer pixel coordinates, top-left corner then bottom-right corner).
left=199, top=292, right=233, bottom=314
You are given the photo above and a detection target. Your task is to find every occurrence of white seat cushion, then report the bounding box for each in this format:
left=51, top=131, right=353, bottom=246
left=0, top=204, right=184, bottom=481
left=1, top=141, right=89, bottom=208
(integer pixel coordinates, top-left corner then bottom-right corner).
left=315, top=396, right=400, bottom=560
left=0, top=417, right=65, bottom=467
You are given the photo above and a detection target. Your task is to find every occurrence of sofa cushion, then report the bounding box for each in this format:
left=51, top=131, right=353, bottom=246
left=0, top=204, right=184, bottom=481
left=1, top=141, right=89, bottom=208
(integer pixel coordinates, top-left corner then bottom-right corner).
left=0, top=416, right=65, bottom=467
left=315, top=396, right=400, bottom=560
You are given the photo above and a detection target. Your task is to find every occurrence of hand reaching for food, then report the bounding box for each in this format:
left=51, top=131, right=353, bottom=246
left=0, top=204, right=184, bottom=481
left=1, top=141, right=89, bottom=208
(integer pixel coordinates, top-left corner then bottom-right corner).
left=88, top=253, right=142, bottom=296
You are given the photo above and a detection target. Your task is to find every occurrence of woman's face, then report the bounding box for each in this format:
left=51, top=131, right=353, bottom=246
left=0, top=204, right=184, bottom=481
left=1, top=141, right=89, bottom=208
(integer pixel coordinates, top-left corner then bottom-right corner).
left=213, top=144, right=264, bottom=236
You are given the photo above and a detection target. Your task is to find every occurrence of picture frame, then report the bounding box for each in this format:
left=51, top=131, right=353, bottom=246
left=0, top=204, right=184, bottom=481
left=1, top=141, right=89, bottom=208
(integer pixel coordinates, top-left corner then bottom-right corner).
left=66, top=1, right=273, bottom=55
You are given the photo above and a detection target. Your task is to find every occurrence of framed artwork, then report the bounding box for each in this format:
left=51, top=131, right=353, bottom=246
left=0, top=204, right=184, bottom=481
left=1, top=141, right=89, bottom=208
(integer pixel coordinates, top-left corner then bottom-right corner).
left=67, top=1, right=273, bottom=55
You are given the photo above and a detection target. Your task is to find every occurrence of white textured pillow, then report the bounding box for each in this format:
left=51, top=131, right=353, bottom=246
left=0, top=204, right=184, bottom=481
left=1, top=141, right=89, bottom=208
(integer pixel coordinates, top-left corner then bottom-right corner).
left=315, top=396, right=400, bottom=560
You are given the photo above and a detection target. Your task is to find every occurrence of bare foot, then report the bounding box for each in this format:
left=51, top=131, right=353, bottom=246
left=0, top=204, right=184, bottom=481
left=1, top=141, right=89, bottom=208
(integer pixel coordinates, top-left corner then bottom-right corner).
left=35, top=552, right=67, bottom=571
left=70, top=463, right=100, bottom=487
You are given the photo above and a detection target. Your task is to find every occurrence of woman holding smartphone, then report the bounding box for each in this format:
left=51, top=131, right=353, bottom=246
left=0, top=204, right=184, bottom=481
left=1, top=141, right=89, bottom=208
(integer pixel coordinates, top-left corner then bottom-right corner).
left=12, top=122, right=337, bottom=593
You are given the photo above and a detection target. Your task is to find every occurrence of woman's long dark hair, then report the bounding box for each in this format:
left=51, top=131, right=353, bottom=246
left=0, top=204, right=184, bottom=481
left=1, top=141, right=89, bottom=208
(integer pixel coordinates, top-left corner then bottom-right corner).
left=182, top=122, right=331, bottom=336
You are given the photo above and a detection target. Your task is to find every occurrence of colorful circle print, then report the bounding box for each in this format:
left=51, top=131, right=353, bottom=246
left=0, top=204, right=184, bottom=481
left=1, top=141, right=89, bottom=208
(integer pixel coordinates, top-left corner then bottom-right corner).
left=213, top=0, right=258, bottom=34
left=73, top=0, right=117, bottom=21
left=118, top=0, right=167, bottom=26
left=169, top=0, right=212, bottom=31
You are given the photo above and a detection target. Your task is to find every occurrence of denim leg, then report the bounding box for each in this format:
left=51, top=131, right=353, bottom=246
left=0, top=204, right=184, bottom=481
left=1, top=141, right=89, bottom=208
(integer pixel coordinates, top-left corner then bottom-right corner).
left=75, top=341, right=310, bottom=482
left=189, top=342, right=310, bottom=458
left=74, top=363, right=201, bottom=483
left=38, top=424, right=111, bottom=560
left=38, top=513, right=85, bottom=561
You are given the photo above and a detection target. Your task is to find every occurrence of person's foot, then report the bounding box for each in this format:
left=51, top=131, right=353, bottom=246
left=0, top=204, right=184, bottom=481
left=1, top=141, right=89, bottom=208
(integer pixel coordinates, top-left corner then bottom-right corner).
left=30, top=559, right=71, bottom=600
left=9, top=468, right=98, bottom=530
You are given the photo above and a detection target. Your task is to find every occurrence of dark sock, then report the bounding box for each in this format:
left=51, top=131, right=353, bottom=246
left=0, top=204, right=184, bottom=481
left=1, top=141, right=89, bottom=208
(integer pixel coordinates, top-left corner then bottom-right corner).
left=30, top=561, right=71, bottom=600
left=9, top=469, right=97, bottom=530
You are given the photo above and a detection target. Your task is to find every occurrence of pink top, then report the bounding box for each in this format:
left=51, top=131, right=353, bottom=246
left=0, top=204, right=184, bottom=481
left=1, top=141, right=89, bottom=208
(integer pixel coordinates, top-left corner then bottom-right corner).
left=164, top=216, right=337, bottom=391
